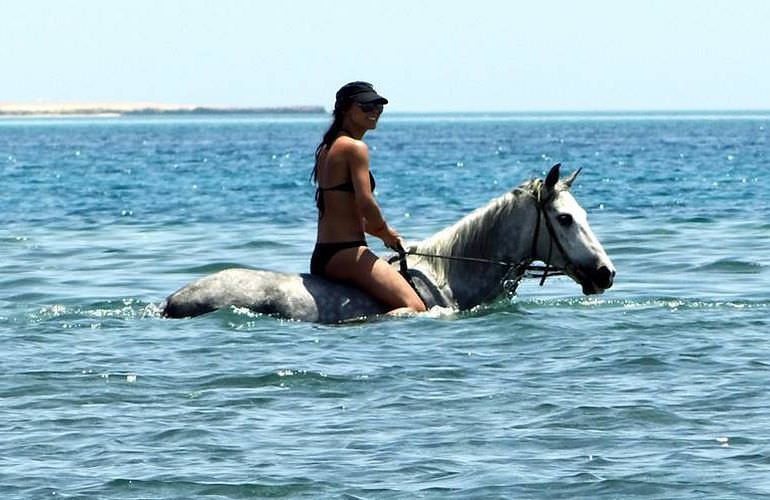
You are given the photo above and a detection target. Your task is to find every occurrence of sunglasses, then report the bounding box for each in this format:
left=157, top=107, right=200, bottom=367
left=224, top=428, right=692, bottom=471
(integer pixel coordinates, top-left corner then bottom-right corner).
left=357, top=102, right=384, bottom=113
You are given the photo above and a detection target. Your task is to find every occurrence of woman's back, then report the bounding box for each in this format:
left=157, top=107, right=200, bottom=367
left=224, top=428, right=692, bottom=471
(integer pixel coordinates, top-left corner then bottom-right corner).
left=315, top=138, right=370, bottom=243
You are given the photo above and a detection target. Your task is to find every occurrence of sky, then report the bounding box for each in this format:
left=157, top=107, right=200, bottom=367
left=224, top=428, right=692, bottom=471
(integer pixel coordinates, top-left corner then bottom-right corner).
left=2, top=0, right=769, bottom=112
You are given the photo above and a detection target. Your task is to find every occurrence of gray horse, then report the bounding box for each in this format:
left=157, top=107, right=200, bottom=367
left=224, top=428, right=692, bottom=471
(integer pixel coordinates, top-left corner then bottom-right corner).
left=162, top=164, right=615, bottom=322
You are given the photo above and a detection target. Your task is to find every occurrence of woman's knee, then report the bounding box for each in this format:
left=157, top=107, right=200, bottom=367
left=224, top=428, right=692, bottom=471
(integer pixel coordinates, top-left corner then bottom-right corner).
left=404, top=295, right=427, bottom=312
left=390, top=276, right=426, bottom=312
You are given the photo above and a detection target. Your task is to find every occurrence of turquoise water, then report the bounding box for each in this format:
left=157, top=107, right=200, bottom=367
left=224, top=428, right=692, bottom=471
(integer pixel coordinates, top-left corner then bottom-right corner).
left=2, top=113, right=769, bottom=499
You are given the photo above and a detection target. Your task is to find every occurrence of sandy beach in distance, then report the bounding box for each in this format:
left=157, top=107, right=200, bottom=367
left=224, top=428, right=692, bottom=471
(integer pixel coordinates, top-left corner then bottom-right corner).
left=0, top=102, right=325, bottom=116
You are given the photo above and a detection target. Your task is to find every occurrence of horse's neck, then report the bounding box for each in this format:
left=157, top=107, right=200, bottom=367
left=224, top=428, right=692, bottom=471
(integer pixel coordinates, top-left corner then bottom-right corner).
left=416, top=188, right=537, bottom=308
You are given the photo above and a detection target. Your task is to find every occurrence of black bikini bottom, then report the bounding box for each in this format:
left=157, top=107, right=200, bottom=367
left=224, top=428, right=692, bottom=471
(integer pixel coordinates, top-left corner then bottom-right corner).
left=310, top=240, right=366, bottom=276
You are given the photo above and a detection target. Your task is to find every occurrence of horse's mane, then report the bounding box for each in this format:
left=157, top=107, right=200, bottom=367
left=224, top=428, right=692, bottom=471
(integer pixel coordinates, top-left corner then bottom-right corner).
left=417, top=178, right=544, bottom=282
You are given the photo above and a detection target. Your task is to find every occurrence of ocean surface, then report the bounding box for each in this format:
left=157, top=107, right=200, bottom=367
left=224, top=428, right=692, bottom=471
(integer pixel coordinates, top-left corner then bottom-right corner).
left=1, top=112, right=768, bottom=499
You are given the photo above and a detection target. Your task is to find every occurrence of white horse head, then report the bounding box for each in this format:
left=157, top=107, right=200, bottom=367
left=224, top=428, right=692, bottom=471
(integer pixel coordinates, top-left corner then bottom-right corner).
left=535, top=163, right=615, bottom=294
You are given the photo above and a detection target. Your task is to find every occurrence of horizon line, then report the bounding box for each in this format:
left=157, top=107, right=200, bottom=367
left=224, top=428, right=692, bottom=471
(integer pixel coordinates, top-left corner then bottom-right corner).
left=2, top=101, right=770, bottom=112
left=1, top=102, right=770, bottom=118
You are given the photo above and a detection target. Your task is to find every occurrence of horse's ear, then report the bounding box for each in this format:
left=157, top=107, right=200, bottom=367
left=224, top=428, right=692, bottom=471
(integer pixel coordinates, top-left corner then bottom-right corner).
left=545, top=163, right=561, bottom=189
left=563, top=167, right=582, bottom=189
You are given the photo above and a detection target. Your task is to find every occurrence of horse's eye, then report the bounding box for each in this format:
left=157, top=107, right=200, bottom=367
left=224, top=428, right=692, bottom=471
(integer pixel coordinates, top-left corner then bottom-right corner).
left=557, top=214, right=573, bottom=226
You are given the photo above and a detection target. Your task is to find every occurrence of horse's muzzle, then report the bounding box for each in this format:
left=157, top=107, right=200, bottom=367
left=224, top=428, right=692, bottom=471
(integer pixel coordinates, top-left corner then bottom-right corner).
left=579, top=265, right=615, bottom=295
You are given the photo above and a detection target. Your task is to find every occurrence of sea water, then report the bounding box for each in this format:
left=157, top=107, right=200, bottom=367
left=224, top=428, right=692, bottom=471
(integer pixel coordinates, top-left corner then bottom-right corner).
left=1, top=112, right=768, bottom=499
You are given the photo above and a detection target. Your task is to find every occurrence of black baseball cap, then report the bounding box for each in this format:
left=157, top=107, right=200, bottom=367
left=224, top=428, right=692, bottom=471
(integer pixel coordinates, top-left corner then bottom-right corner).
left=335, top=81, right=388, bottom=106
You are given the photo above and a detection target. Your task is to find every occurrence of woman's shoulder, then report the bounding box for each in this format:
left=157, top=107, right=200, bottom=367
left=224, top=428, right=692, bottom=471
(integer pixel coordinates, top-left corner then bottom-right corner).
left=329, top=136, right=368, bottom=158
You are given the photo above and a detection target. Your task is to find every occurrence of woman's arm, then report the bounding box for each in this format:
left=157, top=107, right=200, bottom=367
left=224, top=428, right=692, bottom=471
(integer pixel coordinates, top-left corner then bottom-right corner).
left=345, top=140, right=404, bottom=249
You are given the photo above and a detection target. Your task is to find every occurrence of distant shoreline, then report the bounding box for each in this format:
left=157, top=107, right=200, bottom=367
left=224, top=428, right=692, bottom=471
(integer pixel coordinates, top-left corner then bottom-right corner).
left=2, top=104, right=767, bottom=120
left=0, top=102, right=326, bottom=117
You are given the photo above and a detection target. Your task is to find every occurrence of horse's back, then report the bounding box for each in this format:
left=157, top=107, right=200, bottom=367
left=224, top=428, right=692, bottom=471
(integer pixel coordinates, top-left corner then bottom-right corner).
left=162, top=267, right=385, bottom=322
left=162, top=268, right=292, bottom=318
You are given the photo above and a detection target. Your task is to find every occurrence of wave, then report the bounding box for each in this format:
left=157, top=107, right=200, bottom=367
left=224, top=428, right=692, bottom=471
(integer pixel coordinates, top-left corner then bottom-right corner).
left=692, top=259, right=765, bottom=273
left=22, top=299, right=162, bottom=325
left=14, top=292, right=770, bottom=326
left=167, top=262, right=252, bottom=274
left=193, top=370, right=343, bottom=389
left=81, top=478, right=323, bottom=498
left=228, top=239, right=295, bottom=250
left=9, top=289, right=768, bottom=331
left=671, top=215, right=715, bottom=224
left=512, top=296, right=769, bottom=310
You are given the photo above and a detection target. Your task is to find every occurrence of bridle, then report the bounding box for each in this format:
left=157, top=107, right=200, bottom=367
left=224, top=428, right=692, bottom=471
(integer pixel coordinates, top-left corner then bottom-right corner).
left=391, top=182, right=572, bottom=297
left=531, top=181, right=576, bottom=286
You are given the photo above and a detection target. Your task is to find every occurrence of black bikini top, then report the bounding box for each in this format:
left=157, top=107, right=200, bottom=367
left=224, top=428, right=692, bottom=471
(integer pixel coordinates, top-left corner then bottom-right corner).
left=318, top=171, right=376, bottom=193
left=316, top=172, right=376, bottom=215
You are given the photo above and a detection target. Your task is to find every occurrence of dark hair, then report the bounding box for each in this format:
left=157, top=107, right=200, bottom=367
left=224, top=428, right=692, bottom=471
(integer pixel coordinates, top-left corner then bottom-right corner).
left=311, top=105, right=347, bottom=185
left=311, top=99, right=353, bottom=214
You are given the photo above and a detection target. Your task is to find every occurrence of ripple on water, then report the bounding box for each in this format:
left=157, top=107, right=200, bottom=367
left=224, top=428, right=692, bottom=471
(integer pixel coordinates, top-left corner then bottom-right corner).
left=79, top=478, right=323, bottom=499
left=692, top=259, right=765, bottom=273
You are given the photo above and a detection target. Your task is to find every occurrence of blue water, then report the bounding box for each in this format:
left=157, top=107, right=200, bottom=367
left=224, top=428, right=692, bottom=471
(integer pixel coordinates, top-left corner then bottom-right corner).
left=1, top=112, right=769, bottom=499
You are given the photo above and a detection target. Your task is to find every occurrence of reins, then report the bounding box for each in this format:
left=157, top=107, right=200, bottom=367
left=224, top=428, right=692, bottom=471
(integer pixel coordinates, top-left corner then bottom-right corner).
left=390, top=182, right=570, bottom=297
left=393, top=249, right=561, bottom=278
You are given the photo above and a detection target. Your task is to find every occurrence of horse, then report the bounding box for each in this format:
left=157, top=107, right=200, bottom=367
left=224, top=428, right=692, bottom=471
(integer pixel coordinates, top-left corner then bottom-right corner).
left=162, top=164, right=615, bottom=322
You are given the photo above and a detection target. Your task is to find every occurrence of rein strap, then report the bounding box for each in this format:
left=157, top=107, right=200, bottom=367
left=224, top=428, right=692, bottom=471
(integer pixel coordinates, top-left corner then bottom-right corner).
left=390, top=181, right=573, bottom=299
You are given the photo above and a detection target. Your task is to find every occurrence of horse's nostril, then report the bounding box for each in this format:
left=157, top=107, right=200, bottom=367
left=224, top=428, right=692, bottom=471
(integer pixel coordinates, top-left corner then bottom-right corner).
left=596, top=266, right=614, bottom=287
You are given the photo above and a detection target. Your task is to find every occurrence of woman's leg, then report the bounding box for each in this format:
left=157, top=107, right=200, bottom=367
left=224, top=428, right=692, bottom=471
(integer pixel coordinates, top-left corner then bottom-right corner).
left=324, top=246, right=426, bottom=314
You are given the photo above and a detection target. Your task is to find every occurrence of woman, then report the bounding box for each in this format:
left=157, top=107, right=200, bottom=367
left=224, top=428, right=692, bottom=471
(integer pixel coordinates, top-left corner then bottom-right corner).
left=310, top=81, right=426, bottom=315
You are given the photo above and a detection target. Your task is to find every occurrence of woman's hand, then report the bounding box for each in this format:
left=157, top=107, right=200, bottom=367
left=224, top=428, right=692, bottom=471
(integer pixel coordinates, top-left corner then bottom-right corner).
left=376, top=224, right=406, bottom=252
